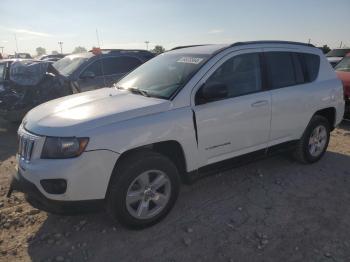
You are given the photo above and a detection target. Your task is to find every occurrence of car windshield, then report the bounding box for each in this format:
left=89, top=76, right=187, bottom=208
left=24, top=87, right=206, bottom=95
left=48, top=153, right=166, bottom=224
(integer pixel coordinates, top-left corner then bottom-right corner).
left=116, top=52, right=209, bottom=99
left=335, top=57, right=350, bottom=72
left=326, top=49, right=350, bottom=57
left=53, top=53, right=92, bottom=76
left=0, top=63, right=6, bottom=82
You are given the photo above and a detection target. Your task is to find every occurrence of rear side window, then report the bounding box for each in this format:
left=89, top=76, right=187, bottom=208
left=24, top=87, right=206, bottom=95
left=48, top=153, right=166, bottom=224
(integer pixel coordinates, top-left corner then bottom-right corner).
left=265, top=52, right=296, bottom=89
left=102, top=57, right=142, bottom=75
left=265, top=52, right=320, bottom=89
left=301, top=53, right=320, bottom=82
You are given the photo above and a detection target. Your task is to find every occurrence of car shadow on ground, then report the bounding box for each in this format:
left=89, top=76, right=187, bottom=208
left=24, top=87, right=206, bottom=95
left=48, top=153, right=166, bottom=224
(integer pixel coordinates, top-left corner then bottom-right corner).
left=339, top=119, right=350, bottom=131
left=0, top=119, right=19, bottom=162
left=26, top=150, right=350, bottom=262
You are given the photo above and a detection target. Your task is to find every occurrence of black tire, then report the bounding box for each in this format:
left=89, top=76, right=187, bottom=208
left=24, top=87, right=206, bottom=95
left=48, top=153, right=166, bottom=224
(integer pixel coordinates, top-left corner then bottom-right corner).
left=293, top=115, right=330, bottom=164
left=106, top=150, right=180, bottom=229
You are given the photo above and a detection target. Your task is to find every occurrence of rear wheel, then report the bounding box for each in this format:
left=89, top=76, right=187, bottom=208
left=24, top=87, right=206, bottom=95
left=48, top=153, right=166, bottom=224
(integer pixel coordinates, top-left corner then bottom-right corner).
left=106, top=150, right=180, bottom=229
left=293, top=115, right=330, bottom=164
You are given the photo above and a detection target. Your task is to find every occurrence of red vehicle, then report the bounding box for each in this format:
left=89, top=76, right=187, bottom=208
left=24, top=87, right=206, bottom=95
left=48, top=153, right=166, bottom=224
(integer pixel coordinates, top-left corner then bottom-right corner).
left=335, top=53, right=350, bottom=115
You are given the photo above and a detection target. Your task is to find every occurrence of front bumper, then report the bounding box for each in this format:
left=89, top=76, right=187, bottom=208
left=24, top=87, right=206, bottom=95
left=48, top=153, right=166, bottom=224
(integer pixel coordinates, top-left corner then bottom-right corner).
left=17, top=149, right=119, bottom=201
left=9, top=171, right=104, bottom=214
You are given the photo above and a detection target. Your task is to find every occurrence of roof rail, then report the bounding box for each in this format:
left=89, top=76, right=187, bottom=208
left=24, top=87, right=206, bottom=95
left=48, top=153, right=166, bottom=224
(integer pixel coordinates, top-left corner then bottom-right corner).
left=89, top=48, right=152, bottom=54
left=170, top=45, right=209, bottom=51
left=230, top=41, right=315, bottom=48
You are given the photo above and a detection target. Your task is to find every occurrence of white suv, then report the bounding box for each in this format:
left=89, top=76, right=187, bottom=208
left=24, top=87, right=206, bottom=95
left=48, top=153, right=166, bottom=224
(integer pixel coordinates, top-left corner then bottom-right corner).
left=9, top=41, right=345, bottom=228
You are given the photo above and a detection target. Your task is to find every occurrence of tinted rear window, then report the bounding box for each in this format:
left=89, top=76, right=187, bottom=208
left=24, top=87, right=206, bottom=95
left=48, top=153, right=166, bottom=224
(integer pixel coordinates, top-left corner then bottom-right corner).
left=302, top=53, right=320, bottom=82
left=265, top=52, right=296, bottom=89
left=265, top=52, right=320, bottom=89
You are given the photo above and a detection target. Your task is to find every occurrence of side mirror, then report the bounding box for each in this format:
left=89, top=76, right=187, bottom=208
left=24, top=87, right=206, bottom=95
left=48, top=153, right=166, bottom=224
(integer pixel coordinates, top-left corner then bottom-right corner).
left=197, top=82, right=228, bottom=104
left=80, top=71, right=95, bottom=79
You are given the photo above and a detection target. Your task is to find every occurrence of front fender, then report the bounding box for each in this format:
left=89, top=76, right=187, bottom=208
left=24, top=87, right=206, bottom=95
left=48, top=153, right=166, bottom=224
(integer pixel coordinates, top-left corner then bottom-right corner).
left=82, top=107, right=200, bottom=172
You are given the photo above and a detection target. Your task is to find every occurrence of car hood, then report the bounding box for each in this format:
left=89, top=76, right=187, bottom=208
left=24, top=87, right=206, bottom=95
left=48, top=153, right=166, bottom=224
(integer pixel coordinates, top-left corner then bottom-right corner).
left=24, top=88, right=172, bottom=136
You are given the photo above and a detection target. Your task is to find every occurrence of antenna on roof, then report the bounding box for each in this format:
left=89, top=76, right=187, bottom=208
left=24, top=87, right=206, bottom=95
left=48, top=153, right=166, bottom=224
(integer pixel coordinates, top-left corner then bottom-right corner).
left=14, top=34, right=19, bottom=53
left=96, top=29, right=101, bottom=48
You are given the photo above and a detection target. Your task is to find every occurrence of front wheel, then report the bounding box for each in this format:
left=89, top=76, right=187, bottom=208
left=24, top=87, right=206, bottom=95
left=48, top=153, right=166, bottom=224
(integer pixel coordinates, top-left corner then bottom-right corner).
left=293, top=115, right=330, bottom=164
left=106, top=150, right=180, bottom=229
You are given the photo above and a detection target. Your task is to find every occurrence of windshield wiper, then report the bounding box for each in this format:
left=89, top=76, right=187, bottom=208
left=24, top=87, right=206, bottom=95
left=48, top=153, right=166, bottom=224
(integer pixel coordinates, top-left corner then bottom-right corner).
left=113, top=83, right=124, bottom=90
left=127, top=87, right=150, bottom=97
left=114, top=85, right=167, bottom=99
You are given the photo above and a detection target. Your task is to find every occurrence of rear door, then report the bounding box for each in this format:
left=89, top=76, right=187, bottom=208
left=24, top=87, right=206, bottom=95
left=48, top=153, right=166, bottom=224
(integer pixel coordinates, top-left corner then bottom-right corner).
left=264, top=49, right=319, bottom=145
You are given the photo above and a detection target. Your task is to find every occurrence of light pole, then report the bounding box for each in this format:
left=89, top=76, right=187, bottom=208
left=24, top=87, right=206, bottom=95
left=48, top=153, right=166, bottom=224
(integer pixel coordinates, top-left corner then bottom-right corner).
left=58, top=41, right=63, bottom=54
left=144, top=41, right=150, bottom=50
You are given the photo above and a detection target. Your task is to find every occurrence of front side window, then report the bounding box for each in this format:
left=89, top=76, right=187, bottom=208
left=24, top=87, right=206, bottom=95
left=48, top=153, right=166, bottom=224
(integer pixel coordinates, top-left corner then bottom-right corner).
left=266, top=52, right=297, bottom=89
left=116, top=52, right=209, bottom=99
left=102, top=57, right=142, bottom=75
left=204, top=53, right=262, bottom=99
left=82, top=60, right=103, bottom=77
left=335, top=57, right=350, bottom=72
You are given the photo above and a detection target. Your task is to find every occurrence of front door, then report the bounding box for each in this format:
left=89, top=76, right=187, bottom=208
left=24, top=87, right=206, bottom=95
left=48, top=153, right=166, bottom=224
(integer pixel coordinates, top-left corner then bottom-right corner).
left=76, top=59, right=105, bottom=92
left=193, top=50, right=272, bottom=166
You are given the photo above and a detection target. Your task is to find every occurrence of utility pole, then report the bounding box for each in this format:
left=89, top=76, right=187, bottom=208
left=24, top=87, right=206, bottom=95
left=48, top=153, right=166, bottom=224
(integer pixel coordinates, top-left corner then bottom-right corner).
left=339, top=41, right=343, bottom=48
left=58, top=41, right=63, bottom=54
left=144, top=41, right=150, bottom=50
left=308, top=38, right=311, bottom=44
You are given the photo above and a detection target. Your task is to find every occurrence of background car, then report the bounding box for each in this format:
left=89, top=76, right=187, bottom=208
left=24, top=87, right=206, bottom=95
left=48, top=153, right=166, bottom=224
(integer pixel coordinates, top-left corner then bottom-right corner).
left=7, top=53, right=33, bottom=59
left=326, top=48, right=350, bottom=67
left=0, top=59, right=71, bottom=122
left=38, top=54, right=67, bottom=63
left=53, top=49, right=155, bottom=92
left=335, top=53, right=350, bottom=115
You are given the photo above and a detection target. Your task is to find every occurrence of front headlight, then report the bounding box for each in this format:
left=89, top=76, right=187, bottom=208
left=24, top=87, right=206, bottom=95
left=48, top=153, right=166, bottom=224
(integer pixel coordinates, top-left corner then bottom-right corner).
left=41, top=137, right=89, bottom=159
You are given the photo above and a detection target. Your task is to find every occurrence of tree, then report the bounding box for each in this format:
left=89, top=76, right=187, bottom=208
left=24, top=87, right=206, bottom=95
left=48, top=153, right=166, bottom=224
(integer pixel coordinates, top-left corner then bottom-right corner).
left=51, top=50, right=59, bottom=55
left=151, top=45, right=165, bottom=55
left=36, top=47, right=46, bottom=56
left=72, top=46, right=87, bottom=54
left=320, top=45, right=331, bottom=54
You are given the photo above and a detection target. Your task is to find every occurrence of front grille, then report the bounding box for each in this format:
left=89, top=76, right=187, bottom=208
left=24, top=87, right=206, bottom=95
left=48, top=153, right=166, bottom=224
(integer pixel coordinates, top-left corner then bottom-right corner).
left=18, top=128, right=40, bottom=162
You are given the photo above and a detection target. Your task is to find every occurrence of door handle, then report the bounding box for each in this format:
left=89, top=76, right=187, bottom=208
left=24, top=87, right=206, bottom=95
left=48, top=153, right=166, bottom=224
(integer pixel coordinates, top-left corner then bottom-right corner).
left=251, top=100, right=268, bottom=107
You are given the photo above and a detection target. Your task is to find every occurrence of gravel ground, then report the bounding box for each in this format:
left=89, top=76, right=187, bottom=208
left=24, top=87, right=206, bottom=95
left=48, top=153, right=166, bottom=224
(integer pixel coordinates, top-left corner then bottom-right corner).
left=0, top=118, right=350, bottom=262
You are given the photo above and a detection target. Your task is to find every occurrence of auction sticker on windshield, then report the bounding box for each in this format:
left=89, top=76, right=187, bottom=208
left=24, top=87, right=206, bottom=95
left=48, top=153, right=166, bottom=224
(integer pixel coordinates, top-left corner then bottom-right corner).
left=177, top=57, right=203, bottom=64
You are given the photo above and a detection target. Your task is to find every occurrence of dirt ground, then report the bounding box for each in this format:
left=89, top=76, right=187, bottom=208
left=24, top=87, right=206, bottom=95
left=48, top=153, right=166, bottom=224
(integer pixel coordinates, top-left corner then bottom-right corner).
left=0, top=119, right=350, bottom=262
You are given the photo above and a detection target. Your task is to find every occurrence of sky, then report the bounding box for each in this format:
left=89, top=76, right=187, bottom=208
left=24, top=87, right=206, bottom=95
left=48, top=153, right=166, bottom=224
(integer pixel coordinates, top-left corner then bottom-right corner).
left=0, top=0, right=349, bottom=55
